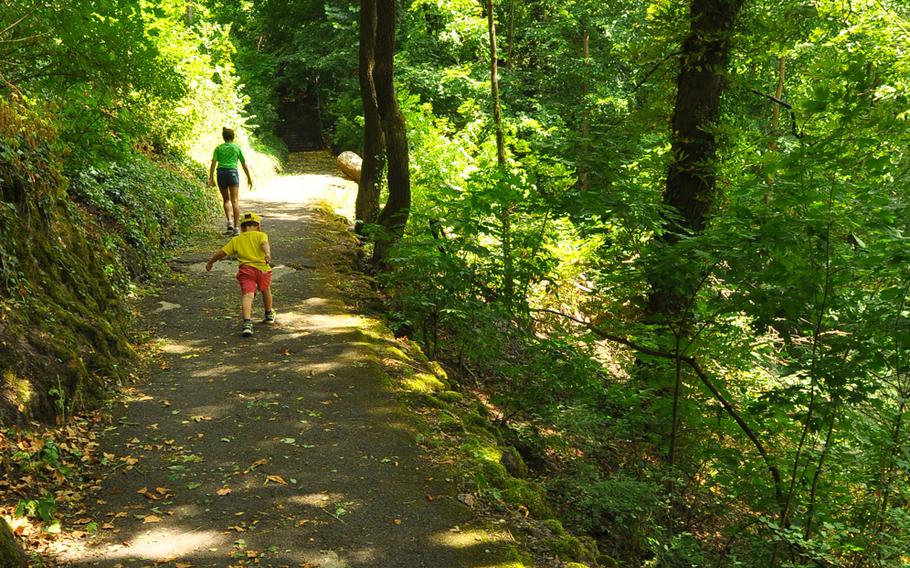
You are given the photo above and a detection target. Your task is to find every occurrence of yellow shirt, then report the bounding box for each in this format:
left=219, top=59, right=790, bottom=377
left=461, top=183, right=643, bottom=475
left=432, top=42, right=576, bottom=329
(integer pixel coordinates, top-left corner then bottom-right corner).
left=222, top=231, right=270, bottom=272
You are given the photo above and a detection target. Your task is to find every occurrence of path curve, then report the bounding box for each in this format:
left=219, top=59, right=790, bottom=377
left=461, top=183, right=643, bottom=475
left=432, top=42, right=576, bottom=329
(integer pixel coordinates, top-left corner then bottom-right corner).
left=59, top=153, right=509, bottom=568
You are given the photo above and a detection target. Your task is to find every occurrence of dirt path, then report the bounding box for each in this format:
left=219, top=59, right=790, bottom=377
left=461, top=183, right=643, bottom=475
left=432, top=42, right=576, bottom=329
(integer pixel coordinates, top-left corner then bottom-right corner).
left=59, top=153, right=509, bottom=568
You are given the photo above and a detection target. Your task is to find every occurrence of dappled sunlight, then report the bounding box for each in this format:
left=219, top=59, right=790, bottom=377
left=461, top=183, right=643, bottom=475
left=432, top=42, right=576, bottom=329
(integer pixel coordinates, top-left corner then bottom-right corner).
left=190, top=364, right=245, bottom=378
left=246, top=172, right=356, bottom=211
left=264, top=306, right=364, bottom=333
left=153, top=300, right=182, bottom=313
left=57, top=527, right=226, bottom=563
left=104, top=527, right=226, bottom=560
left=189, top=260, right=234, bottom=274
left=159, top=339, right=209, bottom=354
left=289, top=492, right=348, bottom=507
left=432, top=528, right=513, bottom=550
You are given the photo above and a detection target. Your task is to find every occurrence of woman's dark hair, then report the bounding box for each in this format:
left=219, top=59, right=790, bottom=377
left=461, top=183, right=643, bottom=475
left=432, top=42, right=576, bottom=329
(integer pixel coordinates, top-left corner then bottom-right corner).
left=222, top=127, right=235, bottom=142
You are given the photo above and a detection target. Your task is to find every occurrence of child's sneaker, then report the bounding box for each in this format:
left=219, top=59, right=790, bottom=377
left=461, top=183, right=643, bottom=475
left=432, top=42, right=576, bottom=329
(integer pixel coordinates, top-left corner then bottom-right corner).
left=224, top=224, right=234, bottom=235
left=263, top=310, right=276, bottom=324
left=232, top=227, right=241, bottom=236
left=241, top=320, right=253, bottom=337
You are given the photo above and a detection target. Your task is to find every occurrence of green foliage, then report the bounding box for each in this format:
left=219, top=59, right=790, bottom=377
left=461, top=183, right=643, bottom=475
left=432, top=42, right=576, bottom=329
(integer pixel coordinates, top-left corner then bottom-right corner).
left=15, top=495, right=57, bottom=524
left=355, top=0, right=910, bottom=566
left=69, top=156, right=218, bottom=285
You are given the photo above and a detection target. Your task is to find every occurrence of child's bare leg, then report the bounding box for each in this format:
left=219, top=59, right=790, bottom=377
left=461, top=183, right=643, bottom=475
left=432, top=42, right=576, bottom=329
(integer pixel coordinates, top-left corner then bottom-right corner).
left=230, top=186, right=241, bottom=228
left=241, top=292, right=255, bottom=320
left=261, top=288, right=273, bottom=312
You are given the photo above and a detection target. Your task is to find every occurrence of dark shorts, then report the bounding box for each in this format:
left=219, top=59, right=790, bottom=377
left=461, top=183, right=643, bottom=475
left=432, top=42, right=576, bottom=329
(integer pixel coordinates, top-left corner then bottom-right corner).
left=217, top=168, right=240, bottom=190
left=237, top=265, right=272, bottom=295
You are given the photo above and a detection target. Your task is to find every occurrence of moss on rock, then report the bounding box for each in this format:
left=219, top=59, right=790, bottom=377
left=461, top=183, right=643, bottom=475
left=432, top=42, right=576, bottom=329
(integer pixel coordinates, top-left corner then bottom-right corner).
left=544, top=534, right=600, bottom=566
left=500, top=446, right=529, bottom=479
left=437, top=390, right=464, bottom=403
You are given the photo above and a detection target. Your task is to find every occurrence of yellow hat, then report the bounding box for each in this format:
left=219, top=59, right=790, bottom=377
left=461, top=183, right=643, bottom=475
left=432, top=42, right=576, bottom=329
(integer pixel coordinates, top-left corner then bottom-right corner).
left=239, top=212, right=262, bottom=225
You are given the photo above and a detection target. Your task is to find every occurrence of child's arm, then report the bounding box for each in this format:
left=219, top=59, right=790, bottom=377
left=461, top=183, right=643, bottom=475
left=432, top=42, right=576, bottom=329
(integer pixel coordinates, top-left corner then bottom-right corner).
left=205, top=250, right=227, bottom=271
left=208, top=159, right=217, bottom=187
left=261, top=240, right=272, bottom=266
left=241, top=160, right=253, bottom=190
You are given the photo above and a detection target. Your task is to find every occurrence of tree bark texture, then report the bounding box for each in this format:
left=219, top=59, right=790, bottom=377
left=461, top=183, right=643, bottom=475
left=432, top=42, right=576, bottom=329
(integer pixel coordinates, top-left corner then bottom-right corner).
left=371, top=0, right=411, bottom=263
left=356, top=0, right=383, bottom=233
left=0, top=517, right=26, bottom=568
left=647, top=0, right=744, bottom=318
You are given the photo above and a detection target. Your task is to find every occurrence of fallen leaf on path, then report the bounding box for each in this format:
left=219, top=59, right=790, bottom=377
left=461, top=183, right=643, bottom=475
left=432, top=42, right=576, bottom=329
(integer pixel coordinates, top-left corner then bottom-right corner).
left=265, top=475, right=288, bottom=485
left=393, top=518, right=402, bottom=525
left=175, top=563, right=193, bottom=568
left=217, top=487, right=233, bottom=496
left=143, top=515, right=162, bottom=523
left=138, top=488, right=160, bottom=501
left=244, top=458, right=268, bottom=473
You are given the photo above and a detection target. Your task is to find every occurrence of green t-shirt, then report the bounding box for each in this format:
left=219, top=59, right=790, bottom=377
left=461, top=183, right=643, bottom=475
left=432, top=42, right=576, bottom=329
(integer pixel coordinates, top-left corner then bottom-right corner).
left=213, top=143, right=245, bottom=170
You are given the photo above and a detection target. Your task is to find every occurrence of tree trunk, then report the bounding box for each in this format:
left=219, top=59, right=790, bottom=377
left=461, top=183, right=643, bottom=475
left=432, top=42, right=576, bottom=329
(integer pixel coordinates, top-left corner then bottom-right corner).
left=0, top=517, right=26, bottom=568
left=578, top=27, right=590, bottom=191
left=356, top=0, right=384, bottom=234
left=371, top=0, right=411, bottom=263
left=486, top=0, right=513, bottom=303
left=507, top=0, right=516, bottom=66
left=646, top=0, right=745, bottom=319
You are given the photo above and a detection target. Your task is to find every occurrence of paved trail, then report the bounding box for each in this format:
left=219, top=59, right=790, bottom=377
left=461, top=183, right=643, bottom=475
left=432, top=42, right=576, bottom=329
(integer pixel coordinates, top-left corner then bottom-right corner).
left=61, top=154, right=508, bottom=568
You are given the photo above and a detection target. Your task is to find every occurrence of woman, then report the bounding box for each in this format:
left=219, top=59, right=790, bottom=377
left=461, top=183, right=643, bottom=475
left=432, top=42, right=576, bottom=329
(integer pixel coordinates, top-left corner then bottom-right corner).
left=208, top=127, right=253, bottom=235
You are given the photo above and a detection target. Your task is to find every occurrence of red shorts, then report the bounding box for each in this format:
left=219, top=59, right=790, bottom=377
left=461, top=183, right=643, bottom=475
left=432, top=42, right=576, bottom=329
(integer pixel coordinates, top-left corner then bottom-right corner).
left=237, top=265, right=272, bottom=294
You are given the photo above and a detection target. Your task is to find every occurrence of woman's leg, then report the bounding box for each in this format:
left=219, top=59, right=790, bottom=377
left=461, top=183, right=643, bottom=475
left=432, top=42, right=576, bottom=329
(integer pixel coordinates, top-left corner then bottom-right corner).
left=219, top=186, right=232, bottom=226
left=229, top=185, right=241, bottom=228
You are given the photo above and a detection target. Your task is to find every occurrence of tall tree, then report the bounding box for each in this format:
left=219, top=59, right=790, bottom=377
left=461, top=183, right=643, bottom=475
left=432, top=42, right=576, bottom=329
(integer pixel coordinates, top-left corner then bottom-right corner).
left=371, top=0, right=411, bottom=263
left=647, top=0, right=745, bottom=318
left=356, top=0, right=383, bottom=233
left=643, top=0, right=745, bottom=473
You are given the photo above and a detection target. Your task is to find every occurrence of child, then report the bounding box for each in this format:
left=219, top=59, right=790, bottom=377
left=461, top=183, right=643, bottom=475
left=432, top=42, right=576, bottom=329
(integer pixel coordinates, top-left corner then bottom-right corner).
left=209, top=127, right=253, bottom=236
left=206, top=212, right=275, bottom=337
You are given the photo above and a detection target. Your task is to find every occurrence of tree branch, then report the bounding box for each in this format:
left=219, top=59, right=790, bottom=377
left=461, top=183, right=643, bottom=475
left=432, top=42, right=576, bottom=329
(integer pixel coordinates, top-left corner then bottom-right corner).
left=750, top=88, right=801, bottom=138
left=634, top=50, right=683, bottom=91
left=533, top=308, right=785, bottom=508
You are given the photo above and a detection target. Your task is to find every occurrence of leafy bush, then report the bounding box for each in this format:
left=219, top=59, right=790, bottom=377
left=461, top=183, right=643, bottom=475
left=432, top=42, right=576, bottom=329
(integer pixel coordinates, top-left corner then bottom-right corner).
left=69, top=156, right=218, bottom=285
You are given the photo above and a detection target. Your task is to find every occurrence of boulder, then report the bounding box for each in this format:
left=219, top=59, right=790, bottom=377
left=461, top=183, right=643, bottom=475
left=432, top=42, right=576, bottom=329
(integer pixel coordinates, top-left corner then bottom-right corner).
left=500, top=445, right=529, bottom=479
left=336, top=151, right=362, bottom=182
